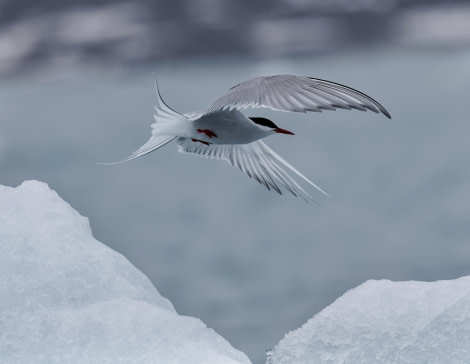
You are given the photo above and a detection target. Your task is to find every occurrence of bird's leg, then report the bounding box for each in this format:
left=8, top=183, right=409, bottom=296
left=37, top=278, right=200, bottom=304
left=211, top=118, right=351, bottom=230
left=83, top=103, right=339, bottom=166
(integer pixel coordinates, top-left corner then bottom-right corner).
left=197, top=129, right=217, bottom=138
left=191, top=138, right=212, bottom=146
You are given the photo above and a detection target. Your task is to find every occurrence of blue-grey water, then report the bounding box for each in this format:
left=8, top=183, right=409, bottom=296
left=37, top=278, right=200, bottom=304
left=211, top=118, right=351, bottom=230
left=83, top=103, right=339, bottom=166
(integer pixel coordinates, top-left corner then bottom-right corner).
left=1, top=49, right=469, bottom=363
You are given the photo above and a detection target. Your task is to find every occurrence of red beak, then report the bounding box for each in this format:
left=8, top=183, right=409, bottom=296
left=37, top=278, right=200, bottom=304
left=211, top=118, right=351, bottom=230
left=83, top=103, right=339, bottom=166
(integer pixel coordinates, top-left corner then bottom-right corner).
left=274, top=127, right=295, bottom=135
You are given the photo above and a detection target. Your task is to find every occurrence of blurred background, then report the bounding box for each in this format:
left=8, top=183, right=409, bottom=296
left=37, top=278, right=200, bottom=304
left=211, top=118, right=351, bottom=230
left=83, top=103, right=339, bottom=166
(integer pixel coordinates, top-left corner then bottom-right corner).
left=1, top=1, right=470, bottom=363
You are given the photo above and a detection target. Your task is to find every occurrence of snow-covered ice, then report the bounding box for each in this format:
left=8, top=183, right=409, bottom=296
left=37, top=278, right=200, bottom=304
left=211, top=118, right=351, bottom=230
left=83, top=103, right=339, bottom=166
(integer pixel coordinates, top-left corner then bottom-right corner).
left=269, top=277, right=470, bottom=364
left=0, top=180, right=251, bottom=364
left=2, top=180, right=470, bottom=364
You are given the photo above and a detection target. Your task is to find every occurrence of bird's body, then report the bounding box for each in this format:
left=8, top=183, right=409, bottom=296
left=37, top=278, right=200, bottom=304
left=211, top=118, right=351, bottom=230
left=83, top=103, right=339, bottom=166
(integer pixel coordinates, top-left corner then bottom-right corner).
left=187, top=109, right=273, bottom=145
left=109, top=74, right=391, bottom=201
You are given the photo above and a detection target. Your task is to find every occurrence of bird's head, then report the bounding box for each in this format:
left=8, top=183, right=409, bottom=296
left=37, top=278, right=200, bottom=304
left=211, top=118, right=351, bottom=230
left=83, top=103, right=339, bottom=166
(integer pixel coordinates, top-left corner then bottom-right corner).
left=249, top=117, right=294, bottom=136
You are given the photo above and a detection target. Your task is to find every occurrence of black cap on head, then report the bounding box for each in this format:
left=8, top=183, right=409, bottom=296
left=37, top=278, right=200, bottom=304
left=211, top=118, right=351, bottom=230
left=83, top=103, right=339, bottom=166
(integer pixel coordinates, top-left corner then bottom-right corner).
left=249, top=117, right=278, bottom=129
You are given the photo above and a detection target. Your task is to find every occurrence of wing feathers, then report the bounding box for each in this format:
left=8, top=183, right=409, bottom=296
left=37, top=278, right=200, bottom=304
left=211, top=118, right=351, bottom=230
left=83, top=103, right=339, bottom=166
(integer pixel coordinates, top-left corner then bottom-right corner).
left=176, top=138, right=329, bottom=201
left=202, top=74, right=391, bottom=119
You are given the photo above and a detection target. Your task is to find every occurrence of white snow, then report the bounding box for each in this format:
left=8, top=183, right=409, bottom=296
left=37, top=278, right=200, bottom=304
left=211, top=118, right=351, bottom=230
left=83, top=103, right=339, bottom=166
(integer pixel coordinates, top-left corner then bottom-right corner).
left=269, top=277, right=470, bottom=363
left=2, top=180, right=470, bottom=364
left=0, top=180, right=251, bottom=364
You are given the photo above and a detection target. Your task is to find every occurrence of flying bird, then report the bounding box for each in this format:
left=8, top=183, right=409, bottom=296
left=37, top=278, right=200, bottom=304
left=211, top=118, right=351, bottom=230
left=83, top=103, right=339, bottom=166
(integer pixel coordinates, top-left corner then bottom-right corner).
left=108, top=74, right=391, bottom=201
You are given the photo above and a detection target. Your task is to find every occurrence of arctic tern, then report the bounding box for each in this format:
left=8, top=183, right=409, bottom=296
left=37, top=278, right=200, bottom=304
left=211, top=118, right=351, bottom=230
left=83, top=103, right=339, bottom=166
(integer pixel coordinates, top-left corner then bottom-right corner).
left=108, top=74, right=391, bottom=201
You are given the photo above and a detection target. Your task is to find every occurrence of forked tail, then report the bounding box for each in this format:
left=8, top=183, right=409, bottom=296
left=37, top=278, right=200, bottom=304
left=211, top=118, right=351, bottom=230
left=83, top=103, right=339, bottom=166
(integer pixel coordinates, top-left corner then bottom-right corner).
left=99, top=79, right=185, bottom=164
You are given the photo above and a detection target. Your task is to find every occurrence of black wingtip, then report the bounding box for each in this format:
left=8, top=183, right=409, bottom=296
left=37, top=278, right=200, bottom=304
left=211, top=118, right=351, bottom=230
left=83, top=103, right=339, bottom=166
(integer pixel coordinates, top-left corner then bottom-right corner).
left=379, top=107, right=392, bottom=119
left=377, top=103, right=392, bottom=119
left=308, top=76, right=392, bottom=119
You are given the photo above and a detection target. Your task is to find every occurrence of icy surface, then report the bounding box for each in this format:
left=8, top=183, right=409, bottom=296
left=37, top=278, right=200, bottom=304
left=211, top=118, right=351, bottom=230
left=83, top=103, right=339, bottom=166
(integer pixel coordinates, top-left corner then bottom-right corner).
left=0, top=180, right=251, bottom=364
left=270, top=277, right=470, bottom=364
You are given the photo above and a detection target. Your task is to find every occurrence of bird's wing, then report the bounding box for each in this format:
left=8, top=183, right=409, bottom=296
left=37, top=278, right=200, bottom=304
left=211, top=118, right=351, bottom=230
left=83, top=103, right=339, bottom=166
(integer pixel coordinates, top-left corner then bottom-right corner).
left=176, top=137, right=329, bottom=201
left=198, top=74, right=390, bottom=118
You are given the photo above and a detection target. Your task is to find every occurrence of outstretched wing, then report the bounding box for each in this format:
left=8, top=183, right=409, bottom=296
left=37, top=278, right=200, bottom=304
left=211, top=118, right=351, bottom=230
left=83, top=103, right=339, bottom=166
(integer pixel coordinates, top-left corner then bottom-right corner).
left=176, top=137, right=330, bottom=201
left=201, top=74, right=391, bottom=118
